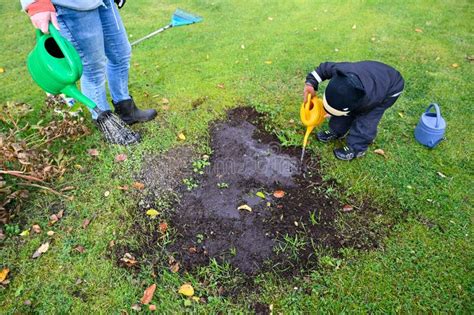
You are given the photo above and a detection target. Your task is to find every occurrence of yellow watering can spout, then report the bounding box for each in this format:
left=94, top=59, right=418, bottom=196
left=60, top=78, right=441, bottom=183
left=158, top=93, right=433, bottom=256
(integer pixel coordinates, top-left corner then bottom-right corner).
left=299, top=94, right=325, bottom=162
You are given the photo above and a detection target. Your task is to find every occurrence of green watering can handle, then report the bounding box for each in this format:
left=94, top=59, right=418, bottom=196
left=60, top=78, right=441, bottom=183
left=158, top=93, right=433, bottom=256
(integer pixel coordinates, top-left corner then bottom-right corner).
left=35, top=23, right=80, bottom=81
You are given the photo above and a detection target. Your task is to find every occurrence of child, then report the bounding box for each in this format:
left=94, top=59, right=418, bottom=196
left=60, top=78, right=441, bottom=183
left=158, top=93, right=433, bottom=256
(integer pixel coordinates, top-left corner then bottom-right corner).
left=304, top=61, right=404, bottom=160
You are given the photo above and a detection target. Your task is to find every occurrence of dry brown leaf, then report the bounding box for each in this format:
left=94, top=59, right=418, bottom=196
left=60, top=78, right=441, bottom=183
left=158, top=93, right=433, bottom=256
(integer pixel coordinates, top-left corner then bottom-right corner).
left=217, top=83, right=225, bottom=89
left=74, top=245, right=86, bottom=253
left=60, top=186, right=75, bottom=192
left=0, top=268, right=9, bottom=282
left=188, top=246, right=197, bottom=254
left=32, top=242, right=49, bottom=258
left=57, top=210, right=64, bottom=219
left=47, top=230, right=55, bottom=236
left=374, top=149, right=386, bottom=158
left=32, top=224, right=41, bottom=234
left=178, top=133, right=186, bottom=141
left=170, top=261, right=180, bottom=273
left=49, top=214, right=59, bottom=225
left=82, top=218, right=90, bottom=229
left=273, top=190, right=285, bottom=198
left=159, top=222, right=168, bottom=234
left=131, top=304, right=142, bottom=311
left=415, top=28, right=423, bottom=33
left=162, top=98, right=169, bottom=105
left=121, top=253, right=138, bottom=267
left=115, top=154, right=128, bottom=163
left=132, top=182, right=145, bottom=190
left=342, top=204, right=354, bottom=212
left=451, top=63, right=459, bottom=68
left=87, top=149, right=99, bottom=157
left=117, top=185, right=129, bottom=191
left=140, top=283, right=156, bottom=305
left=161, top=105, right=170, bottom=111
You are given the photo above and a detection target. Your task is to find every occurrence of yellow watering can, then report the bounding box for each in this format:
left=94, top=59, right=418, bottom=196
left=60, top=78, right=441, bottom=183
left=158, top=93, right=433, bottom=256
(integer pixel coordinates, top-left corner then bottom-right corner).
left=299, top=94, right=325, bottom=162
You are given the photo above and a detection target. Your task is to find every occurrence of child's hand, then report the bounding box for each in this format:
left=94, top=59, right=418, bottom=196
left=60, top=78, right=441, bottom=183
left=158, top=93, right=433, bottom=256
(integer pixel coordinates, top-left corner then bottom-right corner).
left=303, top=84, right=315, bottom=101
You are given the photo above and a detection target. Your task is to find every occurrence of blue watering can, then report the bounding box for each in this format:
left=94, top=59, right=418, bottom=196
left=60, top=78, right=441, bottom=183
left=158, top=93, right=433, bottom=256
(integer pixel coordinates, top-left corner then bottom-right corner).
left=414, top=103, right=446, bottom=148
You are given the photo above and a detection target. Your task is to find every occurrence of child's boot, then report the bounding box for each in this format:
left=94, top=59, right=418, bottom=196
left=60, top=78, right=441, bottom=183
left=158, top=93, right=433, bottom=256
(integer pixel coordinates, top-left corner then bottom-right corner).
left=333, top=146, right=366, bottom=161
left=317, top=129, right=343, bottom=143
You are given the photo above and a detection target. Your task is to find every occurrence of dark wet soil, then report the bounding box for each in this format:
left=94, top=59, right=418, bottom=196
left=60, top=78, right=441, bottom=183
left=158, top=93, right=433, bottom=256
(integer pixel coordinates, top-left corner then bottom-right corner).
left=118, top=107, right=388, bottom=281
left=166, top=108, right=384, bottom=275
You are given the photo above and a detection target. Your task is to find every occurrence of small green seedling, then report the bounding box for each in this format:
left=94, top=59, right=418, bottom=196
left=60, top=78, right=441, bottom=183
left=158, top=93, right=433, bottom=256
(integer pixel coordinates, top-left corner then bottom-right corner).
left=183, top=177, right=199, bottom=191
left=217, top=182, right=229, bottom=189
left=192, top=157, right=210, bottom=175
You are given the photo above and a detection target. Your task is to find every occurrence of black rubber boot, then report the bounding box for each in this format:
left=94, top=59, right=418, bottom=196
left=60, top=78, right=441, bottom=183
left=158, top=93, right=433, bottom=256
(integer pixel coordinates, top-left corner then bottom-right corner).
left=113, top=97, right=157, bottom=125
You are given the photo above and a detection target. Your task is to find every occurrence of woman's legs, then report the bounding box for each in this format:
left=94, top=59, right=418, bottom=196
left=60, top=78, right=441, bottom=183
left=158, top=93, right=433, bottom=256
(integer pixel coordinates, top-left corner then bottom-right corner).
left=55, top=5, right=110, bottom=119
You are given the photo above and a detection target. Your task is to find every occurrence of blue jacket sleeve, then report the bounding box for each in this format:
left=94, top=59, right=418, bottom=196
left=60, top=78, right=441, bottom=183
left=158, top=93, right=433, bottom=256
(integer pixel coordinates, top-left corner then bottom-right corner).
left=305, top=62, right=337, bottom=90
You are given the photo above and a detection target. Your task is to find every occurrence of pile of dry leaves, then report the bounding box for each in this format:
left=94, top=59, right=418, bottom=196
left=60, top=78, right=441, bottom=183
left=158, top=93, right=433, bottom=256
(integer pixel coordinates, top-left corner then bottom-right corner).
left=0, top=96, right=90, bottom=224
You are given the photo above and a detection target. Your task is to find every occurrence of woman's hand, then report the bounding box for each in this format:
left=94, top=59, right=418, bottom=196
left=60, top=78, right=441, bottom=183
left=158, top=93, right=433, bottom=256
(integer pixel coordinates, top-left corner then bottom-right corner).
left=30, top=11, right=59, bottom=33
left=303, top=84, right=315, bottom=102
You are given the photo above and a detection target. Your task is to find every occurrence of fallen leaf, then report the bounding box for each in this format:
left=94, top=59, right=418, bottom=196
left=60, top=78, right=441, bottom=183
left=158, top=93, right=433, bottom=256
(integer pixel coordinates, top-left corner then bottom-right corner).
left=20, top=230, right=30, bottom=237
left=398, top=112, right=404, bottom=118
left=61, top=186, right=75, bottom=192
left=87, top=149, right=99, bottom=157
left=451, top=63, right=459, bottom=68
left=57, top=210, right=64, bottom=219
left=273, top=190, right=285, bottom=198
left=162, top=98, right=169, bottom=104
left=437, top=171, right=447, bottom=178
left=131, top=304, right=142, bottom=311
left=371, top=37, right=376, bottom=41
left=161, top=105, right=170, bottom=111
left=0, top=268, right=9, bottom=282
left=109, top=240, right=115, bottom=248
left=373, top=149, right=386, bottom=158
left=82, top=218, right=90, bottom=229
left=0, top=67, right=4, bottom=73
left=237, top=204, right=252, bottom=212
left=115, top=154, right=127, bottom=163
left=178, top=283, right=194, bottom=297
left=178, top=133, right=186, bottom=141
left=415, top=28, right=423, bottom=33
left=268, top=17, right=273, bottom=21
left=334, top=48, right=339, bottom=52
left=352, top=24, right=357, bottom=29
left=132, top=182, right=145, bottom=190
left=256, top=191, right=266, bottom=199
left=343, top=204, right=354, bottom=212
left=217, top=83, right=225, bottom=89
left=146, top=209, right=159, bottom=219
left=74, top=245, right=86, bottom=253
left=264, top=60, right=272, bottom=64
left=104, top=191, right=110, bottom=197
left=149, top=305, right=157, bottom=311
left=140, top=283, right=156, bottom=305
left=49, top=214, right=59, bottom=225
left=170, top=261, right=180, bottom=273
left=32, top=224, right=41, bottom=234
left=240, top=44, right=245, bottom=49
left=188, top=246, right=197, bottom=254
left=159, top=222, right=168, bottom=234
left=47, top=230, right=55, bottom=236
left=117, top=185, right=129, bottom=191
left=294, top=221, right=299, bottom=227
left=121, top=253, right=138, bottom=267
left=32, top=242, right=49, bottom=258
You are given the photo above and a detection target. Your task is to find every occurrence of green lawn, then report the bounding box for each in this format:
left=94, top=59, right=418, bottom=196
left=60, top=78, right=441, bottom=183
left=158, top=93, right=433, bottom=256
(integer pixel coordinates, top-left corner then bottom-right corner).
left=1, top=0, right=473, bottom=313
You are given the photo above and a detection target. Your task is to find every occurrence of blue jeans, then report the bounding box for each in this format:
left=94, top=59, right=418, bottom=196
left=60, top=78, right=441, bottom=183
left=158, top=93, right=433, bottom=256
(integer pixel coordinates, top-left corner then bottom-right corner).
left=55, top=0, right=131, bottom=119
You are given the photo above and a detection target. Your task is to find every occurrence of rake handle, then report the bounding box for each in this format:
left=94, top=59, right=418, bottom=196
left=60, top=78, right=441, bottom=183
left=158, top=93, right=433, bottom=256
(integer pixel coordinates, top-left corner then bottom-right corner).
left=130, top=24, right=173, bottom=46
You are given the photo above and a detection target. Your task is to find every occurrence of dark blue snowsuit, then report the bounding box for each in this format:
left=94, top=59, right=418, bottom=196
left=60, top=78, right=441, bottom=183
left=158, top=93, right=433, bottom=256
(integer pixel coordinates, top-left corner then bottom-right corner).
left=306, top=61, right=405, bottom=152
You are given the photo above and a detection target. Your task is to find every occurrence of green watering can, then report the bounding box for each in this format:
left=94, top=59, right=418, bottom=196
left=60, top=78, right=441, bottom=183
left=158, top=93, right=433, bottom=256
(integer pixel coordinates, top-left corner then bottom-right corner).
left=27, top=23, right=99, bottom=114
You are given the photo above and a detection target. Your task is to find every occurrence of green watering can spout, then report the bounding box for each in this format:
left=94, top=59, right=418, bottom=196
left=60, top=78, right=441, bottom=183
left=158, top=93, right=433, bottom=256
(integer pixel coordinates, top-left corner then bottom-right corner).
left=27, top=23, right=97, bottom=111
